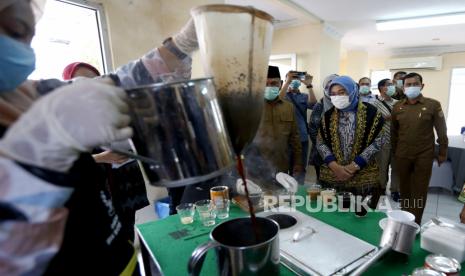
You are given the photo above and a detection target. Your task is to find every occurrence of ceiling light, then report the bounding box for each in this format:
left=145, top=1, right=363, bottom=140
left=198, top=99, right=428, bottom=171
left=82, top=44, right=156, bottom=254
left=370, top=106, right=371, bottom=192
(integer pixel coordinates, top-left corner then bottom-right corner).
left=376, top=12, right=465, bottom=31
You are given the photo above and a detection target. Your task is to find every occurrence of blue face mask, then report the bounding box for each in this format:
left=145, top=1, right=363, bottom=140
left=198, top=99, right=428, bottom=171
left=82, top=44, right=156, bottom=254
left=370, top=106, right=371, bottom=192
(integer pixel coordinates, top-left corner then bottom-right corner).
left=405, top=86, right=421, bottom=99
left=359, top=85, right=370, bottom=95
left=386, top=85, right=396, bottom=97
left=264, top=86, right=280, bottom=101
left=290, top=80, right=301, bottom=90
left=0, top=35, right=36, bottom=92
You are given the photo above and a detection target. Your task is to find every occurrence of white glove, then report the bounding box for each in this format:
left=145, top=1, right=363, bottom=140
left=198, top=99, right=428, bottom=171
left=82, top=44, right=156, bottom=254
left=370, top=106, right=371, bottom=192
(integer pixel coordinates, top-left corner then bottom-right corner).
left=173, top=18, right=198, bottom=56
left=236, top=178, right=262, bottom=195
left=276, top=172, right=298, bottom=193
left=0, top=80, right=133, bottom=172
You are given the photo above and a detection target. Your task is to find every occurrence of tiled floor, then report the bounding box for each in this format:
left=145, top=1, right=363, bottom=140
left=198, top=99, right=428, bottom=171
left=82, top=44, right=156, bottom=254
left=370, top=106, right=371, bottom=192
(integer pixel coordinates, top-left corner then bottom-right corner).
left=422, top=188, right=464, bottom=225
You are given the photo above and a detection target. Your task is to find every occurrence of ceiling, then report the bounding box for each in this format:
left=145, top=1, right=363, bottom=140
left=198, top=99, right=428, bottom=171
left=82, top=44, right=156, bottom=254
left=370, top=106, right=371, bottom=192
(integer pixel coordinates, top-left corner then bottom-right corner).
left=226, top=0, right=465, bottom=56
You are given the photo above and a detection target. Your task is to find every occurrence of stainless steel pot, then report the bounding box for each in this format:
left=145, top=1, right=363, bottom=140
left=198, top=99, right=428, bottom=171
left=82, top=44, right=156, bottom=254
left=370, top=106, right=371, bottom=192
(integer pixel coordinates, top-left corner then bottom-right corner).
left=350, top=218, right=419, bottom=275
left=114, top=78, right=235, bottom=188
left=188, top=217, right=281, bottom=276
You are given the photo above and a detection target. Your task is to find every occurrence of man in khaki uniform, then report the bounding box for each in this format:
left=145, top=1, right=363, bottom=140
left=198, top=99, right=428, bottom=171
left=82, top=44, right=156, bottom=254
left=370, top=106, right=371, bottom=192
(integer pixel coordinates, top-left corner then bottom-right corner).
left=245, top=66, right=302, bottom=182
left=391, top=72, right=448, bottom=224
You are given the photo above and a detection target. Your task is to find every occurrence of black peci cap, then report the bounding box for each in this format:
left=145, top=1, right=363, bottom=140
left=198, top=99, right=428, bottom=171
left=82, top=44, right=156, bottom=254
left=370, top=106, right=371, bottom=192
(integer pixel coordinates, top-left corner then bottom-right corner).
left=267, top=66, right=281, bottom=79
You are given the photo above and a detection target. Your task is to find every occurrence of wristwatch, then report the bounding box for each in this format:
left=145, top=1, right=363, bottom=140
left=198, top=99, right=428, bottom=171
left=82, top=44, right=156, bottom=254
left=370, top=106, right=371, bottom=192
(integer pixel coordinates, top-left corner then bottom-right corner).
left=351, top=162, right=360, bottom=170
left=306, top=84, right=313, bottom=89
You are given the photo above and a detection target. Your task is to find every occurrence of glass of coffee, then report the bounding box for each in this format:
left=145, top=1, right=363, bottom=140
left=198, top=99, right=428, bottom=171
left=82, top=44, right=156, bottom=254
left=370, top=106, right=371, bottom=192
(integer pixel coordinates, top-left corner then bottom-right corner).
left=307, top=184, right=322, bottom=201
left=355, top=195, right=368, bottom=217
left=337, top=192, right=353, bottom=211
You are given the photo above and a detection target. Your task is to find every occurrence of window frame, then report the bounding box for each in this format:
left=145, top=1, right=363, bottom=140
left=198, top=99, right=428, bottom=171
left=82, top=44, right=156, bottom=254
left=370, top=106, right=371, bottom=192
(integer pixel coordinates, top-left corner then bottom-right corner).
left=56, top=0, right=113, bottom=73
left=446, top=66, right=465, bottom=124
left=369, top=69, right=392, bottom=95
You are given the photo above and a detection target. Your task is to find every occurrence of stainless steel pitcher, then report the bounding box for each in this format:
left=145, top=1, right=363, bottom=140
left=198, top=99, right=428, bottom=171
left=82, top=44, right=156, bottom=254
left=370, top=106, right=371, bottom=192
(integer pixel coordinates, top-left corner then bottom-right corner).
left=350, top=218, right=419, bottom=275
left=115, top=78, right=235, bottom=188
left=188, top=217, right=280, bottom=276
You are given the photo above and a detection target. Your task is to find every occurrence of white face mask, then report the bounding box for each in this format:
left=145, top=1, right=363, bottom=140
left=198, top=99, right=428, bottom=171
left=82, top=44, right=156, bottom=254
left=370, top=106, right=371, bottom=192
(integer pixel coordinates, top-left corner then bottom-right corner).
left=330, top=95, right=350, bottom=110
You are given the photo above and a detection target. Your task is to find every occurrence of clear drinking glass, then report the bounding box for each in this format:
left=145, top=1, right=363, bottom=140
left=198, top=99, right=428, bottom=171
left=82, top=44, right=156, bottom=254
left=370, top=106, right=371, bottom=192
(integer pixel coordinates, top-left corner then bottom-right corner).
left=195, top=199, right=216, bottom=226
left=176, top=203, right=195, bottom=224
left=215, top=199, right=230, bottom=219
left=321, top=188, right=336, bottom=206
left=307, top=184, right=322, bottom=201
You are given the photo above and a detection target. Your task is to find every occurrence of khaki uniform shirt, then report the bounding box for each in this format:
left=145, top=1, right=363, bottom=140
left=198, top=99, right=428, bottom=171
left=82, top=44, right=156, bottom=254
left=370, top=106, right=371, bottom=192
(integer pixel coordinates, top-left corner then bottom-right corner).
left=252, top=99, right=302, bottom=172
left=391, top=95, right=448, bottom=159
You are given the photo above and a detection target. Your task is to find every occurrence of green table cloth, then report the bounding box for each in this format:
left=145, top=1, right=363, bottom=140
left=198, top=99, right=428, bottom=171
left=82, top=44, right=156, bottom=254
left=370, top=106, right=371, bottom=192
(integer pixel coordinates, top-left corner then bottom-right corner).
left=136, top=188, right=464, bottom=275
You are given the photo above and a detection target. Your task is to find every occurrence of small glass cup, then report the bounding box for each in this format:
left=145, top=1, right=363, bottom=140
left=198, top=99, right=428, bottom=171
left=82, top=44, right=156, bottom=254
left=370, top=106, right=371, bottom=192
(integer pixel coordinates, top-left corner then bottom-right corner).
left=215, top=199, right=230, bottom=219
left=249, top=192, right=264, bottom=208
left=176, top=203, right=195, bottom=224
left=307, top=184, right=322, bottom=201
left=337, top=192, right=353, bottom=211
left=195, top=199, right=216, bottom=226
left=210, top=186, right=229, bottom=201
left=321, top=188, right=336, bottom=206
left=355, top=196, right=368, bottom=218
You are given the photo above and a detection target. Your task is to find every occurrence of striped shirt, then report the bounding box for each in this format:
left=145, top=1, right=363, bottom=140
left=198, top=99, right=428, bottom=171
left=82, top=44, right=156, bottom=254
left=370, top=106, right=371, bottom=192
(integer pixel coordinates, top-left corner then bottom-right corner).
left=372, top=95, right=397, bottom=144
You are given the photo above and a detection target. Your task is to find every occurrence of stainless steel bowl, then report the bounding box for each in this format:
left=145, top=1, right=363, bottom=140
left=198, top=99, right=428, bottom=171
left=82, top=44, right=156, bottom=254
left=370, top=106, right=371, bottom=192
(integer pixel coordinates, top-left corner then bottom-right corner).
left=120, top=78, right=235, bottom=187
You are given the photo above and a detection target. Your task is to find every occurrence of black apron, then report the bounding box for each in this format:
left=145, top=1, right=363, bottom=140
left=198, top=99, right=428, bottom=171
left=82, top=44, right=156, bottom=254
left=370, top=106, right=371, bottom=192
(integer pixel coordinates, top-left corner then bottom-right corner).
left=44, top=154, right=135, bottom=275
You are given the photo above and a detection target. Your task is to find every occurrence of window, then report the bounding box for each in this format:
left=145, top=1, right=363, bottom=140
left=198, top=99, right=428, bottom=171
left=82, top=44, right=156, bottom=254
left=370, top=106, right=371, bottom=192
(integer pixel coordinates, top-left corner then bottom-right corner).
left=29, top=0, right=111, bottom=80
left=370, top=70, right=392, bottom=94
left=269, top=54, right=297, bottom=81
left=447, top=68, right=465, bottom=135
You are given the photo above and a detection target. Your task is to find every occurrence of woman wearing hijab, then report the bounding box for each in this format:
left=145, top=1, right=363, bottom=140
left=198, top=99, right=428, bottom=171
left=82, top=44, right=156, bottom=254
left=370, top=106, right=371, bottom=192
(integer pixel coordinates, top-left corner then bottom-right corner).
left=308, top=74, right=337, bottom=180
left=316, top=76, right=384, bottom=207
left=62, top=62, right=101, bottom=80
left=0, top=0, right=198, bottom=274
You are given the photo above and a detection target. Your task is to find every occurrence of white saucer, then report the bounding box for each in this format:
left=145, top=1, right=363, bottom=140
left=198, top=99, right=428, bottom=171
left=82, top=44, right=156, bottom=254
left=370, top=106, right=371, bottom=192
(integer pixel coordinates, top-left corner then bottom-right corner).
left=379, top=218, right=420, bottom=234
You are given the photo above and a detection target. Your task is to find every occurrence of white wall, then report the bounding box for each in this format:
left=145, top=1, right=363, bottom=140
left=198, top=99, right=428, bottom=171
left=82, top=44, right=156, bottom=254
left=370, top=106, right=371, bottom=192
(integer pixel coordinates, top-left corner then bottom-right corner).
left=341, top=52, right=465, bottom=116
left=98, top=0, right=223, bottom=76
left=271, top=23, right=341, bottom=97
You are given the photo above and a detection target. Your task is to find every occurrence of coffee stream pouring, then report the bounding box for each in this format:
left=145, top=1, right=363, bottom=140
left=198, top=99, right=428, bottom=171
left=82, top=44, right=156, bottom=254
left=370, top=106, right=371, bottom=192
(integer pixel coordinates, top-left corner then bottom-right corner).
left=192, top=2, right=275, bottom=246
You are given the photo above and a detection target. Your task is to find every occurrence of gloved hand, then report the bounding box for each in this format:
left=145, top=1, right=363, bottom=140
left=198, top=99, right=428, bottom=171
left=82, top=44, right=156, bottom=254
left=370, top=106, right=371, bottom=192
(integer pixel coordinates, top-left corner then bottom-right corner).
left=0, top=80, right=133, bottom=172
left=276, top=172, right=298, bottom=193
left=236, top=178, right=262, bottom=195
left=173, top=18, right=198, bottom=56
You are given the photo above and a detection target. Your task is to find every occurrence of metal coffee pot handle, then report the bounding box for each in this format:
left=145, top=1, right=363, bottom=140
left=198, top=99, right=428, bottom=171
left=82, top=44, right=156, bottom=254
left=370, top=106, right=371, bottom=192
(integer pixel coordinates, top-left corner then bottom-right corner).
left=188, top=241, right=220, bottom=276
left=109, top=147, right=162, bottom=167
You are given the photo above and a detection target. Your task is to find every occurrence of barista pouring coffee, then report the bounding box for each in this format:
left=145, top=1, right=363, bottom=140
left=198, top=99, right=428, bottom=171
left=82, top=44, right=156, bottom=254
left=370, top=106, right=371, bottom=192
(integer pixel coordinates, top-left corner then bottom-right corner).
left=0, top=0, right=198, bottom=274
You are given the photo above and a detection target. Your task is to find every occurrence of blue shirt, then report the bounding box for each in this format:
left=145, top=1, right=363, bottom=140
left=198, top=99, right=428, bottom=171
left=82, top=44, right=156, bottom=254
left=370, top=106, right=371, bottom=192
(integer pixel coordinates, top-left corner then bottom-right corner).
left=360, top=93, right=376, bottom=104
left=286, top=92, right=315, bottom=142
